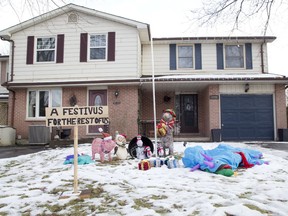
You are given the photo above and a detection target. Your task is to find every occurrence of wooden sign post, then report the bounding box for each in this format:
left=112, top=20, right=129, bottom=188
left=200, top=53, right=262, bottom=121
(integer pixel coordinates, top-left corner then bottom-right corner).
left=46, top=105, right=109, bottom=194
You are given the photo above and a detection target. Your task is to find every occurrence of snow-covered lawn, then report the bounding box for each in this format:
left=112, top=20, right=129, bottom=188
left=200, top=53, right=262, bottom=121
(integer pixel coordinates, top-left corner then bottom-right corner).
left=0, top=142, right=287, bottom=216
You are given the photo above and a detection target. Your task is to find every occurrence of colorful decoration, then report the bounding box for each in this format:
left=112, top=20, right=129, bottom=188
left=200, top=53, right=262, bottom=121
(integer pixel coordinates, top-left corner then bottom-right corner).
left=182, top=144, right=268, bottom=176
left=138, top=159, right=151, bottom=171
left=91, top=128, right=116, bottom=162
left=157, top=109, right=176, bottom=157
left=128, top=135, right=154, bottom=158
left=64, top=154, right=94, bottom=165
left=114, top=133, right=128, bottom=160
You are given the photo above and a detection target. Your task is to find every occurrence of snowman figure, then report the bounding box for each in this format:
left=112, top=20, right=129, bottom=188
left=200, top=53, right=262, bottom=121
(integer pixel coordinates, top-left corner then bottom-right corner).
left=136, top=135, right=146, bottom=160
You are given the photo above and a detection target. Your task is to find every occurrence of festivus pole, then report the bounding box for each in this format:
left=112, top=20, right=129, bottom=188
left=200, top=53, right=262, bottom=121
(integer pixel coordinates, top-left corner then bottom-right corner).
left=73, top=125, right=78, bottom=193
left=150, top=35, right=158, bottom=157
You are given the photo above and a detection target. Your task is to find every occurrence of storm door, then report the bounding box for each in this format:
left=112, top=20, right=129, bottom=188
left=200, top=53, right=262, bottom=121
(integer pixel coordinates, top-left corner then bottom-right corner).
left=88, top=90, right=107, bottom=134
left=180, top=94, right=198, bottom=133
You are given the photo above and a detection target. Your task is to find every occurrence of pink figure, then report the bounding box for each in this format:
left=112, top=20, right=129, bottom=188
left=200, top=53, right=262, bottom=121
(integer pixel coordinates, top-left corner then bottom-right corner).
left=91, top=128, right=116, bottom=162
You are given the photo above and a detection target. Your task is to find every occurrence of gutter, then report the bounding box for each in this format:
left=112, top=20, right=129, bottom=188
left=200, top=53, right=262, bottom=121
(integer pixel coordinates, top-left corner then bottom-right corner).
left=1, top=36, right=15, bottom=127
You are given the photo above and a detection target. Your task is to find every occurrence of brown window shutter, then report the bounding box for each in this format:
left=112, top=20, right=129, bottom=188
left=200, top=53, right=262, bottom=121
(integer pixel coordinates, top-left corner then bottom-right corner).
left=56, top=34, right=64, bottom=63
left=80, top=33, right=88, bottom=62
left=108, top=32, right=115, bottom=61
left=26, top=36, right=34, bottom=64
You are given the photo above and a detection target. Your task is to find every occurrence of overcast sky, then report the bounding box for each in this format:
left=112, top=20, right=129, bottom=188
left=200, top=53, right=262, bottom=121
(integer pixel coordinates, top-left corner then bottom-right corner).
left=0, top=0, right=287, bottom=76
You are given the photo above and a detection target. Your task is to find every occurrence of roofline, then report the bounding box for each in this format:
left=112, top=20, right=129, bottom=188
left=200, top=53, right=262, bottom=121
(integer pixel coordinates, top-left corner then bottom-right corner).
left=3, top=75, right=288, bottom=88
left=141, top=76, right=288, bottom=84
left=2, top=79, right=141, bottom=88
left=153, top=36, right=276, bottom=43
left=0, top=55, right=9, bottom=59
left=0, top=3, right=150, bottom=39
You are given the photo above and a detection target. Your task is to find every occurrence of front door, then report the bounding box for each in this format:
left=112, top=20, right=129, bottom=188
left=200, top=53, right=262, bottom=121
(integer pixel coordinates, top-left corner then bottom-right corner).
left=88, top=90, right=107, bottom=134
left=180, top=94, right=198, bottom=133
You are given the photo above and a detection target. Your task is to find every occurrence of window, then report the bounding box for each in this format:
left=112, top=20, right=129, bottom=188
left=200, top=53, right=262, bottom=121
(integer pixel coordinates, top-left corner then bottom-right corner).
left=36, top=37, right=56, bottom=62
left=27, top=89, right=62, bottom=118
left=89, top=34, right=107, bottom=60
left=178, top=46, right=193, bottom=68
left=225, top=45, right=244, bottom=68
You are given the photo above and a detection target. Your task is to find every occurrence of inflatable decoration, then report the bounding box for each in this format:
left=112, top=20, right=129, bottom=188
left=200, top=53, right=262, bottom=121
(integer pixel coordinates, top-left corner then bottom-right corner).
left=64, top=154, right=94, bottom=165
left=182, top=144, right=268, bottom=177
left=157, top=109, right=176, bottom=157
left=91, top=128, right=116, bottom=162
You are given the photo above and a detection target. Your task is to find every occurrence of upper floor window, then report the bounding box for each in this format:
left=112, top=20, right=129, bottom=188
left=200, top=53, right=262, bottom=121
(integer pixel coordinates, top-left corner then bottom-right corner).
left=225, top=45, right=244, bottom=68
left=178, top=46, right=193, bottom=68
left=89, top=34, right=107, bottom=60
left=36, top=37, right=56, bottom=62
left=27, top=89, right=62, bottom=119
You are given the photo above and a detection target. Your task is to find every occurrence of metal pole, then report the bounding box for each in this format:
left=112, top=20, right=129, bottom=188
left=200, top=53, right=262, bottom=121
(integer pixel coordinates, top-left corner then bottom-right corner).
left=73, top=125, right=78, bottom=193
left=150, top=36, right=158, bottom=157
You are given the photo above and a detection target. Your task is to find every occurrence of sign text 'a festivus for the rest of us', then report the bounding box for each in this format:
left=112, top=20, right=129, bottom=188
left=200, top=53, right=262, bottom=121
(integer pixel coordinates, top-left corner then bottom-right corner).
left=45, top=106, right=109, bottom=127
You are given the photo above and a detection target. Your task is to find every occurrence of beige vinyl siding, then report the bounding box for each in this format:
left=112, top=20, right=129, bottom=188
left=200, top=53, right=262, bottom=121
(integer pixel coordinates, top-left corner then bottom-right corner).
left=142, top=42, right=269, bottom=76
left=11, top=12, right=140, bottom=82
left=219, top=84, right=274, bottom=94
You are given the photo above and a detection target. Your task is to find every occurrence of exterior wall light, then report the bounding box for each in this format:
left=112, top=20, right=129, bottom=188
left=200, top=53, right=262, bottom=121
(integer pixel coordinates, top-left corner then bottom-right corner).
left=245, top=83, right=249, bottom=92
left=114, top=90, right=120, bottom=98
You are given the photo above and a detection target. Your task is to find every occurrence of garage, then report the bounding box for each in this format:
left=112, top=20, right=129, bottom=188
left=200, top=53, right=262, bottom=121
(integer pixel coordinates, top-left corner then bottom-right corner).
left=220, top=94, right=274, bottom=141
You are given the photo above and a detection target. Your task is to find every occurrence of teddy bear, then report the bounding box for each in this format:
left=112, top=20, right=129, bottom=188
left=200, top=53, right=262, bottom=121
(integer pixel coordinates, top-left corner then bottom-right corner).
left=157, top=109, right=176, bottom=157
left=114, top=132, right=128, bottom=160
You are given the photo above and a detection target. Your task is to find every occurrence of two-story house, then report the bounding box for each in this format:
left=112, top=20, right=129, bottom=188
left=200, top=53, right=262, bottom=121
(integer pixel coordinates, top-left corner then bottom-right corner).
left=0, top=3, right=287, bottom=143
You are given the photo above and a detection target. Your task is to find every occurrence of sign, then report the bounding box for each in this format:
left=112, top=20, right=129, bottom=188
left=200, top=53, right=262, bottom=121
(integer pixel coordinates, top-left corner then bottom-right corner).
left=209, top=95, right=219, bottom=100
left=45, top=106, right=109, bottom=127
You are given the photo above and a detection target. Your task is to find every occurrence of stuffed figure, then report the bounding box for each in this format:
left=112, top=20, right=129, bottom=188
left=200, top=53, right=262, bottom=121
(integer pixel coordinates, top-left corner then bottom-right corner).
left=114, top=133, right=128, bottom=160
left=136, top=135, right=146, bottom=160
left=91, top=128, right=116, bottom=162
left=157, top=109, right=176, bottom=157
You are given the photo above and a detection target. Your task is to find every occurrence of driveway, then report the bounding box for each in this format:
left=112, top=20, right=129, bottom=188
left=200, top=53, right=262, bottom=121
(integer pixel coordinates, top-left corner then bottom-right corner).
left=0, top=145, right=48, bottom=159
left=245, top=141, right=288, bottom=152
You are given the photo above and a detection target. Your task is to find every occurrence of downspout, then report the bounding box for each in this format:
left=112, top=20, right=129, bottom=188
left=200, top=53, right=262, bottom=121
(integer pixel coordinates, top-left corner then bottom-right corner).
left=1, top=36, right=15, bottom=127
left=260, top=43, right=265, bottom=73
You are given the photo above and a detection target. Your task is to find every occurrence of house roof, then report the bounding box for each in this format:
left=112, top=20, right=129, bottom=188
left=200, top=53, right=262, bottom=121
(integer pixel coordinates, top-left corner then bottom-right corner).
left=0, top=55, right=9, bottom=60
left=152, top=36, right=276, bottom=44
left=2, top=73, right=287, bottom=89
left=0, top=3, right=151, bottom=42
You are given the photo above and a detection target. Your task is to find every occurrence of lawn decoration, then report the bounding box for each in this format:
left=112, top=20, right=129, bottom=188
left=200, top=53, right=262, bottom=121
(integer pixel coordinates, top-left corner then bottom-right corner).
left=138, top=159, right=151, bottom=170
left=128, top=135, right=154, bottom=159
left=114, top=133, right=128, bottom=160
left=157, top=109, right=176, bottom=157
left=182, top=144, right=268, bottom=177
left=91, top=128, right=116, bottom=162
left=64, top=154, right=94, bottom=165
left=135, top=135, right=152, bottom=159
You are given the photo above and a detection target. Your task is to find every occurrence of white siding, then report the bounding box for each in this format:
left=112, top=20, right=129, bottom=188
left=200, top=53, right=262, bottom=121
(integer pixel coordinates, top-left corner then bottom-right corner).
left=11, top=12, right=141, bottom=82
left=219, top=84, right=274, bottom=94
left=142, top=42, right=270, bottom=76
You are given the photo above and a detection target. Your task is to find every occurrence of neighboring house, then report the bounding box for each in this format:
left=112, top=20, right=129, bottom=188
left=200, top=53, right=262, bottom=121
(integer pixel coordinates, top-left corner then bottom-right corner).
left=0, top=55, right=9, bottom=125
left=0, top=3, right=287, bottom=142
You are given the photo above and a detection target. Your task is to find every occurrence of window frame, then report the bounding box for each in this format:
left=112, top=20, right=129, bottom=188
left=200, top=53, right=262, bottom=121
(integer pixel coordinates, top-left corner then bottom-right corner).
left=224, top=44, right=245, bottom=69
left=35, top=36, right=57, bottom=63
left=26, top=88, right=62, bottom=120
left=88, top=33, right=108, bottom=61
left=177, top=45, right=194, bottom=69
